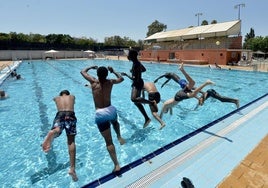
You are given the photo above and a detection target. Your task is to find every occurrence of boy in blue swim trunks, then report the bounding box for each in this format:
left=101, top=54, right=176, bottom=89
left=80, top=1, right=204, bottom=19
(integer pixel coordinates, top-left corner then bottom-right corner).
left=42, top=90, right=78, bottom=181
left=81, top=65, right=125, bottom=175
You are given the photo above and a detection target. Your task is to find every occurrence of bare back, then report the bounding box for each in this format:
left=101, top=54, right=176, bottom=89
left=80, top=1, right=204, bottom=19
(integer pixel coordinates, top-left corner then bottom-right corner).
left=143, top=82, right=158, bottom=93
left=91, top=79, right=113, bottom=109
left=54, top=94, right=75, bottom=112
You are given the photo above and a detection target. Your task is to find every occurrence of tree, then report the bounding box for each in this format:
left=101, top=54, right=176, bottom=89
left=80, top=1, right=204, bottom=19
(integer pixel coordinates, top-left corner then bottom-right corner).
left=29, top=33, right=46, bottom=43
left=244, top=28, right=255, bottom=42
left=243, top=28, right=255, bottom=49
left=201, top=20, right=208, bottom=25
left=146, top=20, right=167, bottom=37
left=104, top=36, right=125, bottom=46
left=211, top=20, right=217, bottom=24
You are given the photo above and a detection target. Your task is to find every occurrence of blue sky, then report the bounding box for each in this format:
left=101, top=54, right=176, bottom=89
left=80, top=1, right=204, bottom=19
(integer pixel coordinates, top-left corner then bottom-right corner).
left=0, top=0, right=267, bottom=42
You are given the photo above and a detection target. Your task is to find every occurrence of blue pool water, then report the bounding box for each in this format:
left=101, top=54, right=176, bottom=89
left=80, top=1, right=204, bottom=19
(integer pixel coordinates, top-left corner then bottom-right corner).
left=0, top=60, right=267, bottom=187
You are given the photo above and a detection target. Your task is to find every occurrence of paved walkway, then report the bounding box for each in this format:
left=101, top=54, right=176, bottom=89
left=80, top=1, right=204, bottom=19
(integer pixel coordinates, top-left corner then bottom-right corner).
left=218, top=134, right=268, bottom=187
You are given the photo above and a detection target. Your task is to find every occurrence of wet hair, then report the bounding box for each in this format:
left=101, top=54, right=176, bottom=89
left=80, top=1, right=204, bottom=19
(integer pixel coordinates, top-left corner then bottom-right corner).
left=97, top=66, right=108, bottom=79
left=60, top=90, right=70, bottom=96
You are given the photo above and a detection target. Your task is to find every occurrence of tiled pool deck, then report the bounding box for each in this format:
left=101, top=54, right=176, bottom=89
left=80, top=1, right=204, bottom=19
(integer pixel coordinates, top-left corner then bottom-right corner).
left=83, top=93, right=268, bottom=188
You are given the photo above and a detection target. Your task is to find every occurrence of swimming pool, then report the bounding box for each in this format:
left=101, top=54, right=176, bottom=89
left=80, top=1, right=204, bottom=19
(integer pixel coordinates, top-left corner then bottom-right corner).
left=0, top=59, right=267, bottom=187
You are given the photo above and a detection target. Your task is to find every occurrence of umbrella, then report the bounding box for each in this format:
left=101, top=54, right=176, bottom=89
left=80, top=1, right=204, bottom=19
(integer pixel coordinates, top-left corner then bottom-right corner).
left=44, top=49, right=59, bottom=54
left=84, top=50, right=95, bottom=53
left=44, top=49, right=59, bottom=59
left=253, top=50, right=265, bottom=58
left=84, top=50, right=96, bottom=58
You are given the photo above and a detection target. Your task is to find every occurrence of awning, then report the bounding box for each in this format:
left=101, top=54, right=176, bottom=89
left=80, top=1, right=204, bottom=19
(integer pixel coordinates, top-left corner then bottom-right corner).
left=144, top=20, right=241, bottom=41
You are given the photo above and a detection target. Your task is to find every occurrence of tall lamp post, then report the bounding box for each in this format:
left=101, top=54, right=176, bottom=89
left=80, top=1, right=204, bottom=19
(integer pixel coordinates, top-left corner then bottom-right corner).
left=234, top=3, right=245, bottom=36
left=195, top=13, right=203, bottom=26
left=234, top=3, right=245, bottom=20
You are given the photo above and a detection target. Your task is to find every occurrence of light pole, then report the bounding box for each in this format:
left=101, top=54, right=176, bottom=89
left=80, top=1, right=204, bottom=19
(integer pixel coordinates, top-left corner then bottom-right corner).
left=234, top=3, right=245, bottom=36
left=234, top=3, right=245, bottom=20
left=195, top=13, right=203, bottom=26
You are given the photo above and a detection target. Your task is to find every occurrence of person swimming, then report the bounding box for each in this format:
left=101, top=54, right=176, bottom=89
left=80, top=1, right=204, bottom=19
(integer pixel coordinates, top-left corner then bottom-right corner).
left=0, top=90, right=8, bottom=99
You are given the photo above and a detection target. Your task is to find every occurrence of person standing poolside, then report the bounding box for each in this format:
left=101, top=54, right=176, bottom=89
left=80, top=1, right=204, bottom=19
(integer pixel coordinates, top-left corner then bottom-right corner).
left=80, top=65, right=125, bottom=175
left=121, top=49, right=154, bottom=127
left=160, top=63, right=214, bottom=118
left=42, top=90, right=78, bottom=182
left=197, top=89, right=240, bottom=109
left=142, top=82, right=165, bottom=129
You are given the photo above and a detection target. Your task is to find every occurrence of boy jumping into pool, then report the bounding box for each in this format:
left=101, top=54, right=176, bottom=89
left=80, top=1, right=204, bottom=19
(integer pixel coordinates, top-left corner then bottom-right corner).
left=142, top=82, right=166, bottom=129
left=81, top=65, right=125, bottom=176
left=121, top=49, right=155, bottom=127
left=42, top=90, right=78, bottom=182
left=160, top=63, right=214, bottom=118
left=197, top=89, right=240, bottom=108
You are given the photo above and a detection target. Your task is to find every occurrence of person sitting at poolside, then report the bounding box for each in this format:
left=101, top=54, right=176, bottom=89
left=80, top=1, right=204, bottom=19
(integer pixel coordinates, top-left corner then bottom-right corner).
left=0, top=90, right=8, bottom=99
left=42, top=90, right=78, bottom=182
left=160, top=63, right=214, bottom=118
left=10, top=69, right=17, bottom=77
left=142, top=82, right=166, bottom=129
left=197, top=89, right=240, bottom=109
left=154, top=72, right=181, bottom=88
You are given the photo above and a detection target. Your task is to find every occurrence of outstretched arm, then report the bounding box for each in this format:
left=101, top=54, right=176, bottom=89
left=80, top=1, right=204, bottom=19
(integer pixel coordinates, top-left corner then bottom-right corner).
left=154, top=74, right=165, bottom=83
left=161, top=78, right=171, bottom=88
left=121, top=72, right=133, bottom=80
left=108, top=66, right=124, bottom=84
left=80, top=66, right=98, bottom=84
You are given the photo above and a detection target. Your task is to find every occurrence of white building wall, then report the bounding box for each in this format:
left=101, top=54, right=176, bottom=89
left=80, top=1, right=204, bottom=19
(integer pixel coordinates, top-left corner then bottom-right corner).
left=0, top=50, right=85, bottom=61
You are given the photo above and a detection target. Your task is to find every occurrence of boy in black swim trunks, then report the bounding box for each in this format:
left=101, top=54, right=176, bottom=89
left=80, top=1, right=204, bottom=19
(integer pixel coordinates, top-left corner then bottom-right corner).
left=197, top=89, right=240, bottom=108
left=142, top=82, right=166, bottom=129
left=42, top=90, right=78, bottom=181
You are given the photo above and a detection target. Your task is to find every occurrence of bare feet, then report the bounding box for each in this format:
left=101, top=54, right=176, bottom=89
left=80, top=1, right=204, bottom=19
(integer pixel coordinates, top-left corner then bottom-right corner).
left=159, top=123, right=166, bottom=130
left=143, top=119, right=151, bottom=128
left=206, top=79, right=215, bottom=85
left=235, top=99, right=240, bottom=108
left=68, top=169, right=78, bottom=182
left=118, top=137, right=126, bottom=145
left=42, top=131, right=55, bottom=152
left=113, top=165, right=122, bottom=177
